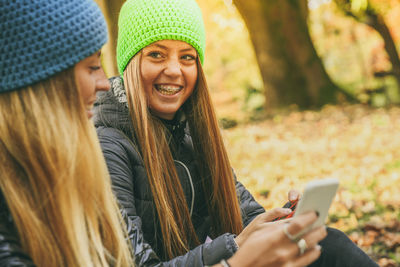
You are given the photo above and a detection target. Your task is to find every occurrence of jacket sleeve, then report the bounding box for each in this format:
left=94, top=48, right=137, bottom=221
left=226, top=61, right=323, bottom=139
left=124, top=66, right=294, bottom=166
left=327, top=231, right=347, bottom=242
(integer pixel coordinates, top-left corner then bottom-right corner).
left=97, top=127, right=238, bottom=267
left=0, top=211, right=35, bottom=266
left=234, top=173, right=265, bottom=227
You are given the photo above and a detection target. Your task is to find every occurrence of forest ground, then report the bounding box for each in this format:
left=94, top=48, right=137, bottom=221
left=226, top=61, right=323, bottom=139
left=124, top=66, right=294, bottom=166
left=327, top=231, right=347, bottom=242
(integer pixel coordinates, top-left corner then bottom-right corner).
left=223, top=104, right=400, bottom=266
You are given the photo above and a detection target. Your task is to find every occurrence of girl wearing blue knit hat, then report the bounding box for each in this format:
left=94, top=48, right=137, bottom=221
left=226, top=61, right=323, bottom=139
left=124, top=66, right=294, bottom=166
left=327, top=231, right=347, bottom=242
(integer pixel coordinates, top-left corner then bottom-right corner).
left=0, top=0, right=134, bottom=266
left=93, top=0, right=379, bottom=266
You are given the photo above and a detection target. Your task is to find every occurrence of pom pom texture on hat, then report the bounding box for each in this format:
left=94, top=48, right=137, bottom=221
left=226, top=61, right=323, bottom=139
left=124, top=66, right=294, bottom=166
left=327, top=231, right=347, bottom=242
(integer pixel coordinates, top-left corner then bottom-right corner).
left=117, top=0, right=206, bottom=75
left=0, top=0, right=108, bottom=92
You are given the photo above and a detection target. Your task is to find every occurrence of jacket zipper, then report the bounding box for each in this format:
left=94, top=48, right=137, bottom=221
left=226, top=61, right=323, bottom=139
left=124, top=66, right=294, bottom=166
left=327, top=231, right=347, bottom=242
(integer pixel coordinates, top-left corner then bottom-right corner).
left=174, top=160, right=195, bottom=216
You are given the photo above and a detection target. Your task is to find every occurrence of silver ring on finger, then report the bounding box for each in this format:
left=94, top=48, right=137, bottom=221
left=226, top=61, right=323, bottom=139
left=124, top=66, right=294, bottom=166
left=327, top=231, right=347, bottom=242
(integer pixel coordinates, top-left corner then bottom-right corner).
left=283, top=223, right=297, bottom=242
left=297, top=238, right=308, bottom=255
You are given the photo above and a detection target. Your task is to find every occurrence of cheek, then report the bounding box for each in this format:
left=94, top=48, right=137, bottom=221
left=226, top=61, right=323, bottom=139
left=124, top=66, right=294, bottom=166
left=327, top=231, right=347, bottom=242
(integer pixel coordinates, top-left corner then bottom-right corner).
left=141, top=64, right=157, bottom=86
left=78, top=74, right=95, bottom=104
left=186, top=67, right=198, bottom=89
left=141, top=66, right=162, bottom=100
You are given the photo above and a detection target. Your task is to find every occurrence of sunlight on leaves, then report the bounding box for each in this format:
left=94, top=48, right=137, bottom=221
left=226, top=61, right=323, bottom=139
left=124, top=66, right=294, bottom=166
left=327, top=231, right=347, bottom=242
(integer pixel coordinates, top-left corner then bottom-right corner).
left=223, top=105, right=400, bottom=263
left=351, top=0, right=369, bottom=12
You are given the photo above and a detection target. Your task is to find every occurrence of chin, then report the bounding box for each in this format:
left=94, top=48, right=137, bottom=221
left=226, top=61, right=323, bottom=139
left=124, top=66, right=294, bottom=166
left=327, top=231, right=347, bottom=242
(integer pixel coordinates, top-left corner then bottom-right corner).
left=86, top=110, right=94, bottom=119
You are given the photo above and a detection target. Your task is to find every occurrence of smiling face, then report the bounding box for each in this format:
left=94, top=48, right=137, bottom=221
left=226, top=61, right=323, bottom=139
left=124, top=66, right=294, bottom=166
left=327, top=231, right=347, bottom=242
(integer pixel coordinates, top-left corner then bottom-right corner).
left=74, top=51, right=110, bottom=118
left=140, top=40, right=198, bottom=120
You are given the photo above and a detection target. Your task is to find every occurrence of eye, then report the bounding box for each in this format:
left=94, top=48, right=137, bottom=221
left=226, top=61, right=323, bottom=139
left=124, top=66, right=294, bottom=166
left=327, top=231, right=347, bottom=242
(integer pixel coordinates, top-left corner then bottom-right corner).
left=181, top=54, right=196, bottom=61
left=148, top=52, right=162, bottom=59
left=89, top=66, right=101, bottom=71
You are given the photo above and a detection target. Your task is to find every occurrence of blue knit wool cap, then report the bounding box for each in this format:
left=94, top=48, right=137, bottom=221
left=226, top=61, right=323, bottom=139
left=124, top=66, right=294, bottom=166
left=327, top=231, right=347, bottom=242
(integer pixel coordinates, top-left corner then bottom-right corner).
left=0, top=0, right=108, bottom=92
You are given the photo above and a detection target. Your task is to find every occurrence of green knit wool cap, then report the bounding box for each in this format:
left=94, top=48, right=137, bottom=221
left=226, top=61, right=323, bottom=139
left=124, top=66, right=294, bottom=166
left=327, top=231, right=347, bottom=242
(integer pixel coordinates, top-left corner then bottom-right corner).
left=117, top=0, right=206, bottom=75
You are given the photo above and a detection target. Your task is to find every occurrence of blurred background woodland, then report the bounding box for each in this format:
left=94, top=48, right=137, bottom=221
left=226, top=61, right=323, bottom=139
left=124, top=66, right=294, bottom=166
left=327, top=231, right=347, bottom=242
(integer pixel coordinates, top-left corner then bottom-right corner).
left=96, top=0, right=400, bottom=265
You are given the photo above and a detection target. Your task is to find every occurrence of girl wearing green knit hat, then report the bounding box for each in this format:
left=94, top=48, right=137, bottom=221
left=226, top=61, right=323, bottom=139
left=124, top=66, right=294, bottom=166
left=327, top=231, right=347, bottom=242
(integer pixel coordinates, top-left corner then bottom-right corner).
left=94, top=0, right=378, bottom=266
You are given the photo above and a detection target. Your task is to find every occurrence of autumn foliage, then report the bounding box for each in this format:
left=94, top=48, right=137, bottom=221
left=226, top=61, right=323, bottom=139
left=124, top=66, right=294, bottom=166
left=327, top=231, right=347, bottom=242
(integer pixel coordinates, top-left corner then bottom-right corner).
left=223, top=105, right=400, bottom=265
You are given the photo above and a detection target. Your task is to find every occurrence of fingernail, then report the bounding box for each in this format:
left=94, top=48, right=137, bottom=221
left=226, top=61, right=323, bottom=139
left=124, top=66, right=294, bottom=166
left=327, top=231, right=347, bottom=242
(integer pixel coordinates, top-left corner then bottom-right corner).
left=316, top=245, right=323, bottom=252
left=283, top=208, right=292, bottom=214
left=289, top=195, right=296, bottom=201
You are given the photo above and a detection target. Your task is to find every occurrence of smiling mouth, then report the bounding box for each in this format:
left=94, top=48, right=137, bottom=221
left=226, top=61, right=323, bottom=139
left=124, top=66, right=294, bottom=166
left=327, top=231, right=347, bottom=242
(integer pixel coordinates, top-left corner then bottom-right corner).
left=154, top=84, right=183, bottom=95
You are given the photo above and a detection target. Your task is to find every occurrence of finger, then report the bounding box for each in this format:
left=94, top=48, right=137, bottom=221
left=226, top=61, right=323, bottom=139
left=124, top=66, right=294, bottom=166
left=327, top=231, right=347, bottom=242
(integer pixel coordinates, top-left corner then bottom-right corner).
left=291, top=245, right=322, bottom=267
left=275, top=217, right=293, bottom=225
left=302, top=226, right=327, bottom=248
left=286, top=211, right=318, bottom=238
left=258, top=209, right=292, bottom=222
left=265, top=208, right=292, bottom=221
left=288, top=189, right=301, bottom=202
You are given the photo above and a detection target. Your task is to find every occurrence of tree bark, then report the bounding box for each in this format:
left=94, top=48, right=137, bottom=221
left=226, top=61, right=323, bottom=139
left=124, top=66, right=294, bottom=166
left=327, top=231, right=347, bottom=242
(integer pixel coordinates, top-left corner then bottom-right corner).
left=335, top=0, right=400, bottom=92
left=95, top=0, right=125, bottom=77
left=233, top=0, right=339, bottom=110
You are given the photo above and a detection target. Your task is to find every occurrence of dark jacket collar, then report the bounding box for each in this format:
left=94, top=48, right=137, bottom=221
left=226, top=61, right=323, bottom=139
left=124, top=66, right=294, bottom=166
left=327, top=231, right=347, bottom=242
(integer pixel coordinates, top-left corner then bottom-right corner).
left=93, top=76, right=187, bottom=144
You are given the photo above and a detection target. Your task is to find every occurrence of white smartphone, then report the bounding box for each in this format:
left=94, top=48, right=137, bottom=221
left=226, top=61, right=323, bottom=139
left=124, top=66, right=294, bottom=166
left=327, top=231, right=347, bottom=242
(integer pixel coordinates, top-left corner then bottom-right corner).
left=293, top=178, right=339, bottom=233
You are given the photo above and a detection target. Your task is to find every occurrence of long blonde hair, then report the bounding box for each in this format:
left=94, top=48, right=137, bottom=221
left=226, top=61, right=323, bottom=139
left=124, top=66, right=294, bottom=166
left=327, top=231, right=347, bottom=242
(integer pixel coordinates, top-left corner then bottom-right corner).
left=124, top=53, right=243, bottom=260
left=0, top=69, right=133, bottom=267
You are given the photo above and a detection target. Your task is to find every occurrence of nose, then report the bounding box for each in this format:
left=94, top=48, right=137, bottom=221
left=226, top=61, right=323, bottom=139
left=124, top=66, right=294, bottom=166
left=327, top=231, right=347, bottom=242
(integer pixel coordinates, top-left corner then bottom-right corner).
left=163, top=58, right=181, bottom=78
left=96, top=69, right=111, bottom=92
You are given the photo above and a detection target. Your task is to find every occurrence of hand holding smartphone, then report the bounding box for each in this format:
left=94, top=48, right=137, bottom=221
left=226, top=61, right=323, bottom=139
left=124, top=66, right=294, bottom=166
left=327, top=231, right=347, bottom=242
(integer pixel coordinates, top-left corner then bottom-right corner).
left=293, top=178, right=339, bottom=235
left=273, top=178, right=339, bottom=228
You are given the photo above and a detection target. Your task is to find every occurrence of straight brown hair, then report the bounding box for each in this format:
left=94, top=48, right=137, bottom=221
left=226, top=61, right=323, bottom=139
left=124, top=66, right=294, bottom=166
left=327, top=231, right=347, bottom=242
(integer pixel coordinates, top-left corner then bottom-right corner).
left=123, top=54, right=243, bottom=260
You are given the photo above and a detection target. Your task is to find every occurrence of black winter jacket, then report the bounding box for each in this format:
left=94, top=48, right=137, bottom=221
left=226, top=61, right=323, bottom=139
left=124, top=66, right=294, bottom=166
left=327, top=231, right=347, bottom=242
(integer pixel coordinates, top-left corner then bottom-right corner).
left=0, top=195, right=35, bottom=266
left=92, top=77, right=265, bottom=267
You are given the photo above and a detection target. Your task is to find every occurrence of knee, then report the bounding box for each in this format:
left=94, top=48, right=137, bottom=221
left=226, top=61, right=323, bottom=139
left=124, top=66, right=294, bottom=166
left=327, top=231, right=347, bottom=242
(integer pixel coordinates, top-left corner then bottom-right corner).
left=320, top=227, right=353, bottom=253
left=317, top=227, right=378, bottom=267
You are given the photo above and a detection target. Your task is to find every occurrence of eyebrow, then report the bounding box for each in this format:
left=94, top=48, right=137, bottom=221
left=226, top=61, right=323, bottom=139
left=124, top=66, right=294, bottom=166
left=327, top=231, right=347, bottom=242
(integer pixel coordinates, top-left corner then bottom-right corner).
left=180, top=48, right=196, bottom=53
left=147, top=43, right=196, bottom=53
left=149, top=43, right=168, bottom=50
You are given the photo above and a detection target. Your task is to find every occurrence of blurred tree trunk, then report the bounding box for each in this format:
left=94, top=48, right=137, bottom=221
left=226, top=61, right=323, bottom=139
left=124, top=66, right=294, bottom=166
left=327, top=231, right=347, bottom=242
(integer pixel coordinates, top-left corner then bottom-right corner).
left=95, top=0, right=125, bottom=77
left=232, top=0, right=341, bottom=110
left=334, top=0, right=400, bottom=92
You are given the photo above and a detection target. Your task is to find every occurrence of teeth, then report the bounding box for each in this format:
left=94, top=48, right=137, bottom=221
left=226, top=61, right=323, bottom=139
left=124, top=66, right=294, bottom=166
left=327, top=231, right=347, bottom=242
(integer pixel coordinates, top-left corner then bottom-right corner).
left=159, top=85, right=180, bottom=90
left=155, top=85, right=182, bottom=95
